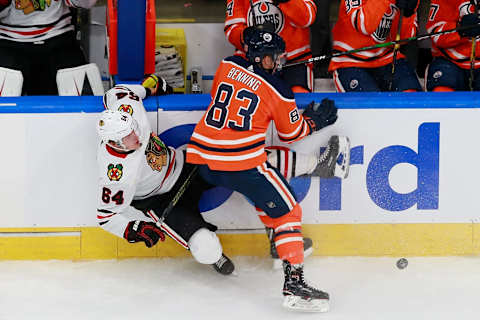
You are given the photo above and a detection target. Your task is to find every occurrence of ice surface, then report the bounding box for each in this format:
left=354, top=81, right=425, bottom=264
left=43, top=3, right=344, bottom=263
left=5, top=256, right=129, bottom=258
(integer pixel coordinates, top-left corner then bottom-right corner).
left=0, top=256, right=478, bottom=319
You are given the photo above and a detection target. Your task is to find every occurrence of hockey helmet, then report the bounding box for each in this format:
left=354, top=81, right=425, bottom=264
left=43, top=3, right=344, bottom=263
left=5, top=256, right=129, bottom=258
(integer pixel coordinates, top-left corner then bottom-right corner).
left=97, top=109, right=140, bottom=150
left=246, top=29, right=285, bottom=68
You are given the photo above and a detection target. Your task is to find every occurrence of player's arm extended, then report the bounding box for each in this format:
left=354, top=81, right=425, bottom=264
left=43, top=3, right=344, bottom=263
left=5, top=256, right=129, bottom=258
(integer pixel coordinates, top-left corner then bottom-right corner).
left=276, top=0, right=317, bottom=28
left=224, top=0, right=247, bottom=51
left=273, top=100, right=311, bottom=144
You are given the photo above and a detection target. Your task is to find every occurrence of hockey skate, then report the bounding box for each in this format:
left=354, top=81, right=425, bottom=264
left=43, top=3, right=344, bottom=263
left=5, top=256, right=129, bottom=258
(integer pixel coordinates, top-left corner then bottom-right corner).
left=282, top=261, right=330, bottom=313
left=313, top=135, right=350, bottom=179
left=212, top=253, right=235, bottom=275
left=266, top=227, right=313, bottom=269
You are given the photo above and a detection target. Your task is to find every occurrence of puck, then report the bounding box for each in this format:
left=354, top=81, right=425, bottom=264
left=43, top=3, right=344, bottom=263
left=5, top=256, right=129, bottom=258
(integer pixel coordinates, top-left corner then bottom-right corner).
left=396, top=258, right=408, bottom=269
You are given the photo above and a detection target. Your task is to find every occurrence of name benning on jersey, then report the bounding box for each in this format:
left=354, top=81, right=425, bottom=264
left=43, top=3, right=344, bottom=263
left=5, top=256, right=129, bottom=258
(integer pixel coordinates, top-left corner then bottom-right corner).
left=226, top=67, right=263, bottom=91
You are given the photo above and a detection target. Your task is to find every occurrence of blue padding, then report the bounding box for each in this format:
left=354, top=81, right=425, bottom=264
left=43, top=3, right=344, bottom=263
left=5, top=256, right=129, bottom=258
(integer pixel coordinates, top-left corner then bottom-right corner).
left=0, top=92, right=479, bottom=113
left=117, top=0, right=146, bottom=81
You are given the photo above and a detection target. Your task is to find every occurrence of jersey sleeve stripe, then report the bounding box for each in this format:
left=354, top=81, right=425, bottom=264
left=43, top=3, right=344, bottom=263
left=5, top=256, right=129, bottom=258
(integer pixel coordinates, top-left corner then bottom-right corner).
left=351, top=10, right=359, bottom=31
left=225, top=18, right=246, bottom=27
left=277, top=120, right=307, bottom=140
left=357, top=10, right=368, bottom=35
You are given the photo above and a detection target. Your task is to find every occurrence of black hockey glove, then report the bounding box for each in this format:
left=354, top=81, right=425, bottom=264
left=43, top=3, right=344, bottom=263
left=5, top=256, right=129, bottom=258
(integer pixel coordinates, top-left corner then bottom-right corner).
left=459, top=14, right=480, bottom=38
left=124, top=220, right=165, bottom=248
left=395, top=0, right=418, bottom=17
left=142, top=74, right=173, bottom=96
left=302, top=98, right=338, bottom=133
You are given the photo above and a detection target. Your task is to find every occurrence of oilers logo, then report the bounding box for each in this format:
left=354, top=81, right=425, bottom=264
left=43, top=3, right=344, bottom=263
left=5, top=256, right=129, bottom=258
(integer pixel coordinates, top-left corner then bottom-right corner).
left=248, top=1, right=285, bottom=34
left=372, top=4, right=396, bottom=43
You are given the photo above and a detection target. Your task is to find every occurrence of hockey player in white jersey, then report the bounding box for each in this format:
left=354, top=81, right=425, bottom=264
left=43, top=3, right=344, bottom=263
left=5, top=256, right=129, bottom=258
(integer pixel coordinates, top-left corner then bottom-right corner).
left=96, top=75, right=235, bottom=275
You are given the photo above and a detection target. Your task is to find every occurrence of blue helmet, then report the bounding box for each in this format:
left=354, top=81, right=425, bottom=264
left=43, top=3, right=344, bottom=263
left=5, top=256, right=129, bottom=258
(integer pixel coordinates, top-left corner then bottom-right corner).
left=245, top=29, right=286, bottom=65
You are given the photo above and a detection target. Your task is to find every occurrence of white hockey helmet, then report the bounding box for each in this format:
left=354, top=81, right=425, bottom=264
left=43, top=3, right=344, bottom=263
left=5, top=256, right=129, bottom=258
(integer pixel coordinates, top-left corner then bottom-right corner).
left=97, top=109, right=140, bottom=150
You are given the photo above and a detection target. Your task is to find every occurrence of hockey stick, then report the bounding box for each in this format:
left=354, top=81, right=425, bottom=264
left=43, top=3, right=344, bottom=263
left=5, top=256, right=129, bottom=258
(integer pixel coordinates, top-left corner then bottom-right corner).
left=389, top=9, right=404, bottom=91
left=281, top=23, right=480, bottom=68
left=149, top=165, right=199, bottom=226
left=249, top=0, right=258, bottom=27
left=469, top=0, right=478, bottom=91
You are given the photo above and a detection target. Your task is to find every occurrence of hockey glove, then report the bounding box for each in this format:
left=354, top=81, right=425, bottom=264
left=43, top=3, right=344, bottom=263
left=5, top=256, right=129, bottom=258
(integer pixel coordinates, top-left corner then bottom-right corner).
left=273, top=0, right=289, bottom=4
left=459, top=14, right=480, bottom=38
left=395, top=0, right=418, bottom=17
left=142, top=74, right=173, bottom=96
left=124, top=220, right=165, bottom=248
left=302, top=98, right=337, bottom=133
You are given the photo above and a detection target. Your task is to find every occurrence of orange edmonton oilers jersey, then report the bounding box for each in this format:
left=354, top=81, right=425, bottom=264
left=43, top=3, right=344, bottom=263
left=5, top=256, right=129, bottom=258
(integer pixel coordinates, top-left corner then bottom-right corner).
left=329, top=0, right=417, bottom=71
left=186, top=55, right=312, bottom=171
left=427, top=0, right=480, bottom=69
left=224, top=0, right=316, bottom=62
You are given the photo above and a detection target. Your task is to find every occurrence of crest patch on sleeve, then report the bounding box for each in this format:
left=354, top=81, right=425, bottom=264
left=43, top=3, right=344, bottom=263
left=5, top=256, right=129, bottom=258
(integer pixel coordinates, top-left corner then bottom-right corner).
left=145, top=133, right=168, bottom=171
left=107, top=164, right=123, bottom=181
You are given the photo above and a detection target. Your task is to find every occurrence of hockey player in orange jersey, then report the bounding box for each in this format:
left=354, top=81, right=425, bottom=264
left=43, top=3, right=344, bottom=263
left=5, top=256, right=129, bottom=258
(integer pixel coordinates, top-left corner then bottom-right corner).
left=425, top=0, right=480, bottom=91
left=329, top=0, right=422, bottom=92
left=224, top=0, right=317, bottom=92
left=186, top=29, right=350, bottom=312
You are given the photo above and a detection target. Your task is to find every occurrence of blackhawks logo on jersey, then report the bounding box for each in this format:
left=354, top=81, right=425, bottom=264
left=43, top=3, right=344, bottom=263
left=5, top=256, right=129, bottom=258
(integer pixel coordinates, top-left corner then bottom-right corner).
left=15, top=0, right=55, bottom=15
left=107, top=164, right=123, bottom=181
left=118, top=104, right=133, bottom=115
left=145, top=133, right=168, bottom=172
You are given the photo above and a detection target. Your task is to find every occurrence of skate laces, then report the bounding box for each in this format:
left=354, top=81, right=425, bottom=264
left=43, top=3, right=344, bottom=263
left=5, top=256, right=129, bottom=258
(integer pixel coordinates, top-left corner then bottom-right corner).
left=318, top=144, right=331, bottom=164
left=215, top=255, right=228, bottom=268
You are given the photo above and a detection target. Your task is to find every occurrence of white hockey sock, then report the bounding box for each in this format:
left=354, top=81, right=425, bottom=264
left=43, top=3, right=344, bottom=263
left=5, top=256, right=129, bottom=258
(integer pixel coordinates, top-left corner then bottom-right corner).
left=266, top=147, right=317, bottom=179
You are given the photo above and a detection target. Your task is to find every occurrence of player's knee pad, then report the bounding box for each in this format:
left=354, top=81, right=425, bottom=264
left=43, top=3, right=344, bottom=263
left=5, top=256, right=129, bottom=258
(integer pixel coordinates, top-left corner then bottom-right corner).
left=0, top=67, right=23, bottom=96
left=56, top=63, right=104, bottom=96
left=188, top=228, right=222, bottom=264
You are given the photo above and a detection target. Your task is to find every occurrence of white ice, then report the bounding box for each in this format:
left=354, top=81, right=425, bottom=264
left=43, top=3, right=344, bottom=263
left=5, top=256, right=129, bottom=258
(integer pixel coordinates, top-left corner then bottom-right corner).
left=0, top=256, right=478, bottom=319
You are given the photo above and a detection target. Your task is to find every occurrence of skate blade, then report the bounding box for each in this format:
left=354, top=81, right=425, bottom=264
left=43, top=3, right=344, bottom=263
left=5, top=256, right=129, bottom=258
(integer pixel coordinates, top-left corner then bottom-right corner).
left=282, top=295, right=330, bottom=313
left=334, top=136, right=350, bottom=179
left=272, top=247, right=314, bottom=270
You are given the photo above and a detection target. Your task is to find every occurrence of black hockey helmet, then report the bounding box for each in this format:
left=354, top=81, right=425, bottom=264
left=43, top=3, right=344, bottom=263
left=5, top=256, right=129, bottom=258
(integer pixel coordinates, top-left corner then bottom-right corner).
left=245, top=29, right=285, bottom=67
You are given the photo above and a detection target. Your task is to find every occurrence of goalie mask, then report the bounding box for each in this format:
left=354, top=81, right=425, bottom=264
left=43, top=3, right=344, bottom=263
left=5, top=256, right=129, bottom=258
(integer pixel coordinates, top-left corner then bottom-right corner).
left=246, top=29, right=285, bottom=73
left=97, top=109, right=141, bottom=151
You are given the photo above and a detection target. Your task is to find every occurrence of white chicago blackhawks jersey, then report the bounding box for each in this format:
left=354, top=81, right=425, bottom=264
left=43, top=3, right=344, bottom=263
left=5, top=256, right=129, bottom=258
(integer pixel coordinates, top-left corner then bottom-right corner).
left=0, top=0, right=97, bottom=42
left=96, top=85, right=184, bottom=238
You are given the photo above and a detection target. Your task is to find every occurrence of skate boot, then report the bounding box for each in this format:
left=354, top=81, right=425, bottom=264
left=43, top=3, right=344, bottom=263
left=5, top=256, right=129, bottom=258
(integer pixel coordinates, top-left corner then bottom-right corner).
left=312, top=135, right=350, bottom=179
left=266, top=227, right=313, bottom=269
left=212, top=253, right=235, bottom=275
left=282, top=261, right=330, bottom=312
